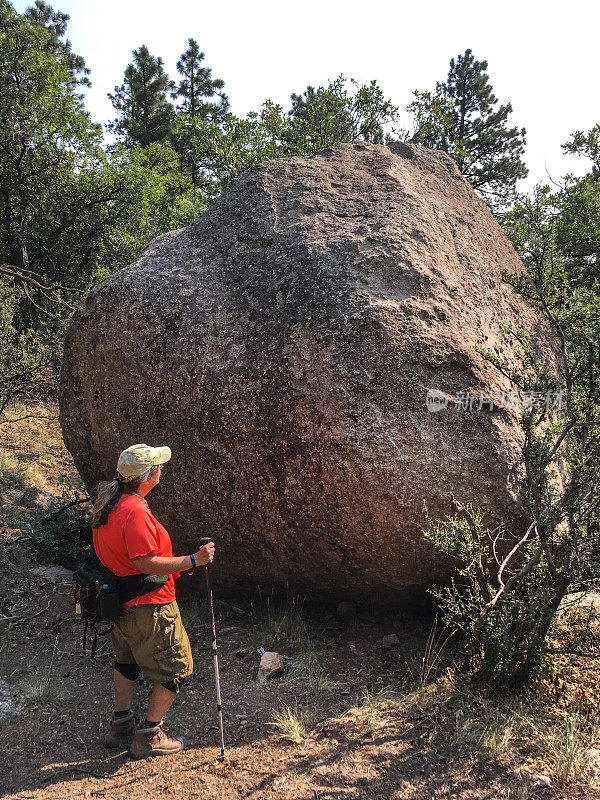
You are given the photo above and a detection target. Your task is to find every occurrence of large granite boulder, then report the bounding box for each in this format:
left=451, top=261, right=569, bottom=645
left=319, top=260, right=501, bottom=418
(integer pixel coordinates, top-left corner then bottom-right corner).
left=58, top=142, right=560, bottom=603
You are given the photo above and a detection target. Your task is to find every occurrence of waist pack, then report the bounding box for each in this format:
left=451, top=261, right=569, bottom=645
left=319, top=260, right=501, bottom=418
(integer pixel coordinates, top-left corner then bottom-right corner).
left=73, top=551, right=169, bottom=657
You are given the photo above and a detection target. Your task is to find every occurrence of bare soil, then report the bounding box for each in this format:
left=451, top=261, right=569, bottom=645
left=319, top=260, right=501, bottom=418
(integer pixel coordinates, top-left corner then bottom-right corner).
left=1, top=401, right=600, bottom=800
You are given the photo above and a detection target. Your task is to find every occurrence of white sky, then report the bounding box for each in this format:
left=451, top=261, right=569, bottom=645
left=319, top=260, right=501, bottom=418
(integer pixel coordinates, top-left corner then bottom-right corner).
left=13, top=0, right=600, bottom=191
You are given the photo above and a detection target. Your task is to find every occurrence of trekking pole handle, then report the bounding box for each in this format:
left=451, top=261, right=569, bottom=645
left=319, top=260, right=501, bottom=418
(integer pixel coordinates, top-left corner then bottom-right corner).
left=200, top=537, right=214, bottom=583
left=187, top=537, right=213, bottom=576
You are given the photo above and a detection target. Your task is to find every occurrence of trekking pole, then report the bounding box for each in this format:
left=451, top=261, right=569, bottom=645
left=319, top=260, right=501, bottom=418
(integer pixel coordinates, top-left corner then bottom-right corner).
left=199, top=536, right=226, bottom=761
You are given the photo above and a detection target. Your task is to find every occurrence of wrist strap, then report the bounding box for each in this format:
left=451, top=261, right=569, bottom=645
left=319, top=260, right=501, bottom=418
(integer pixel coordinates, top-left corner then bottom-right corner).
left=190, top=553, right=196, bottom=569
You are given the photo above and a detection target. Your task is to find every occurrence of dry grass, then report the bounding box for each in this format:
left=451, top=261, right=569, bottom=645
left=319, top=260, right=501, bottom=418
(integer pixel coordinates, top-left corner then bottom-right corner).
left=20, top=674, right=63, bottom=703
left=285, top=647, right=338, bottom=691
left=0, top=638, right=22, bottom=682
left=340, top=686, right=398, bottom=732
left=286, top=647, right=324, bottom=679
left=0, top=452, right=28, bottom=491
left=0, top=400, right=78, bottom=505
left=180, top=595, right=212, bottom=628
left=345, top=686, right=398, bottom=715
left=548, top=716, right=590, bottom=783
left=307, top=673, right=339, bottom=692
left=513, top=709, right=600, bottom=785
left=417, top=614, right=456, bottom=690
left=452, top=704, right=515, bottom=755
left=246, top=601, right=311, bottom=652
left=267, top=700, right=318, bottom=743
left=18, top=638, right=64, bottom=703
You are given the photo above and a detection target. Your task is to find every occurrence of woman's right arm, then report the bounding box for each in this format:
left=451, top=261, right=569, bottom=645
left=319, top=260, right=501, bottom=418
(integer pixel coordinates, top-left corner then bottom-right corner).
left=132, top=541, right=215, bottom=575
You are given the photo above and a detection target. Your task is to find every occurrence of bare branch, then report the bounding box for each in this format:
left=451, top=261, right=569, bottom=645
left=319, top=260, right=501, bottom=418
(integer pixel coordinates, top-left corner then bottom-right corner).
left=496, top=519, right=538, bottom=588
left=0, top=263, right=78, bottom=310
left=0, top=414, right=54, bottom=425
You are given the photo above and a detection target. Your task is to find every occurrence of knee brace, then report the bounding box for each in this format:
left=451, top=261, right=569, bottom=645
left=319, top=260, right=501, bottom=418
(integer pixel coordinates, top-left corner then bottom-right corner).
left=114, top=661, right=141, bottom=681
left=160, top=675, right=186, bottom=694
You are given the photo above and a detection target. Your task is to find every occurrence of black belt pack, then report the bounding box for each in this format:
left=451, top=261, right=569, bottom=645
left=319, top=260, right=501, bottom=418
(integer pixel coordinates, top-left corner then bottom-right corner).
left=73, top=552, right=169, bottom=624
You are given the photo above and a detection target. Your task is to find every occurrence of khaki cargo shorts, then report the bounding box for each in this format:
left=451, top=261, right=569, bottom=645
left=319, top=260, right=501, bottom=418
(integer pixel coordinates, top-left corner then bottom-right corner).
left=110, top=600, right=193, bottom=684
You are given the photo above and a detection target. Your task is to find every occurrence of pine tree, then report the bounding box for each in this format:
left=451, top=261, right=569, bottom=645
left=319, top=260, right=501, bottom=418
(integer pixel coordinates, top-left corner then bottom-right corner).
left=557, top=125, right=600, bottom=287
left=174, top=38, right=229, bottom=122
left=172, top=38, right=229, bottom=185
left=108, top=45, right=174, bottom=147
left=22, top=0, right=90, bottom=88
left=408, top=49, right=527, bottom=209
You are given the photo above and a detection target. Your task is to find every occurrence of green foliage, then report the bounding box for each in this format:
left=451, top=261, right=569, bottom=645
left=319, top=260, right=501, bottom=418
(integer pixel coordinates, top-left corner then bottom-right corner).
left=406, top=89, right=454, bottom=147
left=287, top=74, right=400, bottom=152
left=170, top=107, right=290, bottom=197
left=108, top=44, right=174, bottom=147
left=174, top=38, right=229, bottom=120
left=172, top=38, right=229, bottom=186
left=169, top=75, right=400, bottom=197
left=424, top=124, right=600, bottom=693
left=20, top=471, right=89, bottom=566
left=554, top=129, right=600, bottom=288
left=0, top=5, right=103, bottom=276
left=21, top=0, right=90, bottom=88
left=28, top=513, right=86, bottom=568
left=423, top=502, right=556, bottom=691
left=562, top=124, right=600, bottom=171
left=246, top=601, right=311, bottom=652
left=407, top=48, right=527, bottom=209
left=93, top=143, right=208, bottom=276
left=54, top=469, right=88, bottom=505
left=0, top=280, right=55, bottom=413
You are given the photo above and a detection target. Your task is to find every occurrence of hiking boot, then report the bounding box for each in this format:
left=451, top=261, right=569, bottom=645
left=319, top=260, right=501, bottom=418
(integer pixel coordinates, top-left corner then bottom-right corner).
left=129, top=722, right=187, bottom=759
left=103, top=711, right=137, bottom=749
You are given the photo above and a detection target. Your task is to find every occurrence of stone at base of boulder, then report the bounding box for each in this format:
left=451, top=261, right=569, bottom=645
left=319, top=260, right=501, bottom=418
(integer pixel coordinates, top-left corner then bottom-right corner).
left=32, top=566, right=74, bottom=583
left=257, top=652, right=284, bottom=679
left=530, top=774, right=552, bottom=789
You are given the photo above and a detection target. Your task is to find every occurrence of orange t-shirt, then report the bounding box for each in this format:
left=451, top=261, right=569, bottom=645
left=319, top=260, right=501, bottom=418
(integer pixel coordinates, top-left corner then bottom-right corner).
left=92, top=493, right=179, bottom=607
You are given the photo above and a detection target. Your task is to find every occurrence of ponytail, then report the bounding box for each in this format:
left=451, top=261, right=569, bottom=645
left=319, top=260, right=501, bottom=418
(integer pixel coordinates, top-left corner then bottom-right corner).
left=92, top=479, right=123, bottom=528
left=92, top=465, right=158, bottom=529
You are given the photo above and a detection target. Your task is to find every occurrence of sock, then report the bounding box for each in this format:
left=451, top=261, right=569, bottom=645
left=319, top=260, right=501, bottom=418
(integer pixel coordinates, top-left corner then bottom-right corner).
left=114, top=708, right=132, bottom=720
left=143, top=718, right=161, bottom=729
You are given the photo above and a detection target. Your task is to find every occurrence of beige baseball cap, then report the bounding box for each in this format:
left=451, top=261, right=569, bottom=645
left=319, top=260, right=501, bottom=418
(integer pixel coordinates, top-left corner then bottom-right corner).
left=117, top=443, right=172, bottom=481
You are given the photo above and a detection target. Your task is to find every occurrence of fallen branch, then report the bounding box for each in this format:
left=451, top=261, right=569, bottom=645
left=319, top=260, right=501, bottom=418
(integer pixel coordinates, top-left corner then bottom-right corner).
left=0, top=415, right=55, bottom=425
left=39, top=497, right=91, bottom=524
left=41, top=766, right=113, bottom=781
left=9, top=600, right=51, bottom=627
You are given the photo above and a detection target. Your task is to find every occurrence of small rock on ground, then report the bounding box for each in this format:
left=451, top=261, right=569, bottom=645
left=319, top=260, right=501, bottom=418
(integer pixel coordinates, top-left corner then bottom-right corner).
left=258, top=652, right=284, bottom=679
left=530, top=774, right=552, bottom=789
left=32, top=566, right=73, bottom=583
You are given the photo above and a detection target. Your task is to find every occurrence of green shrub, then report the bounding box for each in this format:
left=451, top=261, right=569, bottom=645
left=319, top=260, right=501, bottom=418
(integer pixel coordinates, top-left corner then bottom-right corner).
left=423, top=501, right=556, bottom=692
left=0, top=281, right=59, bottom=417
left=28, top=515, right=86, bottom=568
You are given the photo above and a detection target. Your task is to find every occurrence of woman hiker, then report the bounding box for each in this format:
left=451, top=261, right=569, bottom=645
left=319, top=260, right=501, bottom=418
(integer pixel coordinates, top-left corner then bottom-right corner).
left=91, top=443, right=215, bottom=759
